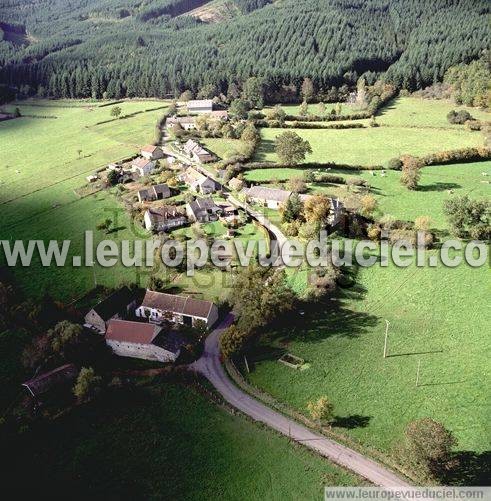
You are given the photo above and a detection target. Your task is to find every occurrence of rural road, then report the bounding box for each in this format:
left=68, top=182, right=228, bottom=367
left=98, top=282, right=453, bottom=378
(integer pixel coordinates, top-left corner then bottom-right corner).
left=191, top=314, right=411, bottom=488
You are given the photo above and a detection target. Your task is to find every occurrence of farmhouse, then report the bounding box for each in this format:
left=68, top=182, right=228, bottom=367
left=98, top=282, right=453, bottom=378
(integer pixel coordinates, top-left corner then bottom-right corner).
left=166, top=116, right=196, bottom=131
left=209, top=110, right=228, bottom=120
left=143, top=206, right=187, bottom=232
left=135, top=290, right=219, bottom=328
left=131, top=157, right=156, bottom=176
left=179, top=166, right=220, bottom=194
left=217, top=201, right=239, bottom=223
left=140, top=144, right=163, bottom=160
left=187, top=99, right=213, bottom=114
left=245, top=186, right=292, bottom=210
left=137, top=183, right=171, bottom=203
left=183, top=139, right=215, bottom=164
left=22, top=364, right=78, bottom=400
left=105, top=319, right=184, bottom=363
left=84, top=286, right=136, bottom=334
left=186, top=197, right=222, bottom=223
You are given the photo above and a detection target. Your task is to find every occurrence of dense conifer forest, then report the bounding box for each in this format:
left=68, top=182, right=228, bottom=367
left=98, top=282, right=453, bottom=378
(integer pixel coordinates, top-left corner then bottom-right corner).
left=0, top=0, right=489, bottom=100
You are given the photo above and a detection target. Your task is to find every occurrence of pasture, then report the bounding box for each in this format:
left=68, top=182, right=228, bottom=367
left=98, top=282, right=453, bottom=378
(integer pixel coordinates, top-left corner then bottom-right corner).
left=255, top=97, right=488, bottom=166
left=248, top=253, right=490, bottom=456
left=4, top=383, right=362, bottom=498
left=0, top=99, right=168, bottom=300
left=245, top=160, right=491, bottom=229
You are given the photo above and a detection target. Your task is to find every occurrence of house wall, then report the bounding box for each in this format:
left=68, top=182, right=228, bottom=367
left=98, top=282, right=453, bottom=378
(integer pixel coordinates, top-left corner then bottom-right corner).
left=135, top=305, right=215, bottom=327
left=84, top=310, right=106, bottom=333
left=106, top=339, right=178, bottom=362
left=157, top=217, right=187, bottom=231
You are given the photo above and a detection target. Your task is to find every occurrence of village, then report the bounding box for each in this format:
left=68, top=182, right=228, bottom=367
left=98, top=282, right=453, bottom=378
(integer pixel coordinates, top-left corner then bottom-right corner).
left=20, top=97, right=346, bottom=409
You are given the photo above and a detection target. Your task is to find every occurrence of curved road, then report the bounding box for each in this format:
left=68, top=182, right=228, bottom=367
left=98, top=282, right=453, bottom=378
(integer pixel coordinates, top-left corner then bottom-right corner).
left=191, top=315, right=411, bottom=488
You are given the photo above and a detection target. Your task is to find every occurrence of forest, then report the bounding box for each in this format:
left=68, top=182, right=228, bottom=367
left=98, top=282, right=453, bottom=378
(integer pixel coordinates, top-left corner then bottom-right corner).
left=0, top=0, right=489, bottom=100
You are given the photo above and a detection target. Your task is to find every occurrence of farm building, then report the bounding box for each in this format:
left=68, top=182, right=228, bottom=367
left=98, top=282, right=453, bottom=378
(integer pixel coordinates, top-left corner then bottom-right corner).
left=187, top=99, right=213, bottom=114
left=166, top=116, right=196, bottom=131
left=84, top=286, right=136, bottom=334
left=143, top=206, right=187, bottom=232
left=183, top=139, right=215, bottom=164
left=140, top=144, right=163, bottom=160
left=209, top=110, right=228, bottom=120
left=135, top=290, right=218, bottom=328
left=131, top=157, right=156, bottom=177
left=22, top=364, right=78, bottom=400
left=186, top=197, right=222, bottom=223
left=105, top=319, right=184, bottom=363
left=179, top=166, right=220, bottom=194
left=245, top=186, right=292, bottom=210
left=137, top=183, right=171, bottom=203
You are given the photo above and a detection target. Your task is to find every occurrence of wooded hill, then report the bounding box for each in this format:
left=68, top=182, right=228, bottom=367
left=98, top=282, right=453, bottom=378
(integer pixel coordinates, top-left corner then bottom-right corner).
left=0, top=0, right=488, bottom=99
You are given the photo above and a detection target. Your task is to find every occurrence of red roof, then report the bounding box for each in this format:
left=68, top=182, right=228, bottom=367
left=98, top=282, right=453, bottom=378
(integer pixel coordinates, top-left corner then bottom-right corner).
left=106, top=319, right=160, bottom=344
left=141, top=145, right=158, bottom=153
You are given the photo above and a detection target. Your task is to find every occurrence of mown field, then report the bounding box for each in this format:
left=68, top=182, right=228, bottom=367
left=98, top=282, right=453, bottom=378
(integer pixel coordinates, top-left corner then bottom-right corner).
left=0, top=99, right=169, bottom=299
left=255, top=97, right=488, bottom=166
left=4, top=383, right=363, bottom=498
left=245, top=160, right=491, bottom=229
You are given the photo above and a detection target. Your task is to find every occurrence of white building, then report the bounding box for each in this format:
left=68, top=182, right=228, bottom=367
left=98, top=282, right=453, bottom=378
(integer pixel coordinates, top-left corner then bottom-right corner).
left=135, top=290, right=219, bottom=328
left=245, top=186, right=292, bottom=210
left=179, top=166, right=220, bottom=194
left=187, top=99, right=213, bottom=114
left=140, top=145, right=163, bottom=161
left=105, top=319, right=184, bottom=363
left=131, top=157, right=156, bottom=177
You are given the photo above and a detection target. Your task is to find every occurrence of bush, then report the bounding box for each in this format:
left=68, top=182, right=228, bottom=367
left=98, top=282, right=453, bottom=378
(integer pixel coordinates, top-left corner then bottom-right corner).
left=447, top=109, right=473, bottom=124
left=387, top=157, right=403, bottom=170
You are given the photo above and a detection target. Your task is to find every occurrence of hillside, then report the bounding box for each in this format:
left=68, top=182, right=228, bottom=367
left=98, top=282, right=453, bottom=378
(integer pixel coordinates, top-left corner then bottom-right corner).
left=0, top=0, right=489, bottom=99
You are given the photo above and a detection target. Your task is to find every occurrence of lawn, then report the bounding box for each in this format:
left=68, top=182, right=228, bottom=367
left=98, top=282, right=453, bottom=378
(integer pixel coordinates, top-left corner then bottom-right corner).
left=255, top=126, right=484, bottom=166
left=245, top=161, right=491, bottom=229
left=0, top=99, right=168, bottom=300
left=4, top=383, right=363, bottom=498
left=248, top=256, right=490, bottom=457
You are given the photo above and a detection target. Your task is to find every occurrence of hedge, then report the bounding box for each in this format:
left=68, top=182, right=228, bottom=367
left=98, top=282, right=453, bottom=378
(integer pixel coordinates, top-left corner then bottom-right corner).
left=242, top=161, right=384, bottom=171
left=254, top=119, right=366, bottom=129
left=419, top=147, right=491, bottom=166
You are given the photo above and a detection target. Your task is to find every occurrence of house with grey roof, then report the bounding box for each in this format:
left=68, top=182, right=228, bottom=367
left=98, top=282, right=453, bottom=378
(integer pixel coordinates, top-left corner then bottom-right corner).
left=245, top=186, right=292, bottom=209
left=187, top=99, right=213, bottom=114
left=186, top=197, right=222, bottom=223
left=143, top=206, right=187, bottom=232
left=137, top=183, right=171, bottom=203
left=183, top=139, right=215, bottom=164
left=135, top=290, right=218, bottom=328
left=179, top=166, right=220, bottom=194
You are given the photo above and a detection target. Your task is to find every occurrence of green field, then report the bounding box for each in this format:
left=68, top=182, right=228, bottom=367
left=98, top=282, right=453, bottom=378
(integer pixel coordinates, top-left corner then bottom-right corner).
left=255, top=97, right=489, bottom=166
left=262, top=102, right=361, bottom=117
left=201, top=137, right=245, bottom=160
left=245, top=161, right=491, bottom=229
left=248, top=257, right=490, bottom=455
left=0, top=99, right=169, bottom=300
left=5, top=383, right=362, bottom=498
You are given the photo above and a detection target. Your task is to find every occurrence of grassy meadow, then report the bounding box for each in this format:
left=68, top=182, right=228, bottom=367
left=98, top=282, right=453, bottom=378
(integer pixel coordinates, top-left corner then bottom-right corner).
left=248, top=256, right=490, bottom=455
left=0, top=99, right=169, bottom=300
left=5, top=383, right=363, bottom=498
left=245, top=160, right=491, bottom=229
left=245, top=100, right=491, bottom=459
left=255, top=97, right=489, bottom=166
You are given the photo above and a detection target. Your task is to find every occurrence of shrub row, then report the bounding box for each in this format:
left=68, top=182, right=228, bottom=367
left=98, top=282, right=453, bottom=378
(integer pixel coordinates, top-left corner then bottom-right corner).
left=419, top=147, right=491, bottom=166
left=98, top=100, right=126, bottom=108
left=253, top=119, right=365, bottom=129
left=242, top=161, right=384, bottom=171
left=284, top=112, right=370, bottom=122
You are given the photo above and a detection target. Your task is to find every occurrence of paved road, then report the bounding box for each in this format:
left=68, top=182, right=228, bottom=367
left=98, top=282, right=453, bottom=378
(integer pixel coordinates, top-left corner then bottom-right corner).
left=191, top=315, right=411, bottom=488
